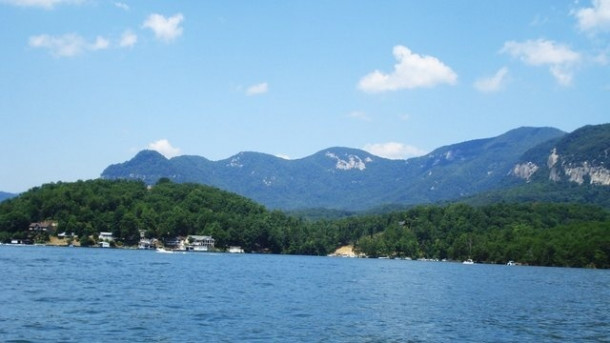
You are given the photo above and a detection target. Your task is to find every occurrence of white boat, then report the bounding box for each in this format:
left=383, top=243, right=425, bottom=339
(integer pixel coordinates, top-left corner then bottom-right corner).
left=156, top=247, right=173, bottom=254
left=228, top=246, right=244, bottom=254
left=186, top=245, right=209, bottom=252
left=462, top=259, right=474, bottom=264
left=507, top=260, right=516, bottom=266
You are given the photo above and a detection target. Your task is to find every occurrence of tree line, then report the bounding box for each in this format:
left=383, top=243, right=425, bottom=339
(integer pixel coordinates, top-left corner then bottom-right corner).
left=0, top=179, right=608, bottom=268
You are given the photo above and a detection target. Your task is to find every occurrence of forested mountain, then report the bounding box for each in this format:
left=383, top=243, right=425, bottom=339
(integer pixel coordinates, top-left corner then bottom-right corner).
left=102, top=126, right=565, bottom=210
left=0, top=179, right=607, bottom=268
left=510, top=123, right=610, bottom=185
left=460, top=123, right=610, bottom=208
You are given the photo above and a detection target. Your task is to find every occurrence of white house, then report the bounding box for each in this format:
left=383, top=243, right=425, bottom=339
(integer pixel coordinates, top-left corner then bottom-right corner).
left=185, top=235, right=215, bottom=252
left=98, top=232, right=114, bottom=241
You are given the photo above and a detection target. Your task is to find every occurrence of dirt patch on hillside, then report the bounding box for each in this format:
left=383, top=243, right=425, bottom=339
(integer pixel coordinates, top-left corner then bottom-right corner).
left=47, top=236, right=80, bottom=246
left=329, top=245, right=360, bottom=257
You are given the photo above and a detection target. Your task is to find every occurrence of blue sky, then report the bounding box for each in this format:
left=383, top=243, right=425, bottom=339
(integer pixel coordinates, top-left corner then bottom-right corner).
left=1, top=0, right=609, bottom=193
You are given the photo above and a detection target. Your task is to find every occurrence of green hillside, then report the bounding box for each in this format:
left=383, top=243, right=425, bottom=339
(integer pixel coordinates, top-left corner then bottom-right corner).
left=1, top=179, right=608, bottom=268
left=0, top=179, right=321, bottom=254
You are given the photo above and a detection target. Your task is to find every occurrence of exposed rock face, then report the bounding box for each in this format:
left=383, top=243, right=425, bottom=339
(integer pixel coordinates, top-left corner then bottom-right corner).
left=590, top=166, right=610, bottom=185
left=512, top=148, right=610, bottom=186
left=547, top=148, right=559, bottom=168
left=325, top=152, right=369, bottom=171
left=564, top=163, right=610, bottom=185
left=512, top=162, right=539, bottom=182
left=549, top=167, right=562, bottom=182
left=547, top=148, right=562, bottom=182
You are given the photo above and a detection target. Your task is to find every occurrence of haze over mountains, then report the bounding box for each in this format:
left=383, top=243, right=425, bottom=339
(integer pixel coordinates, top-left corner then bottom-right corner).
left=0, top=192, right=14, bottom=203
left=101, top=124, right=610, bottom=211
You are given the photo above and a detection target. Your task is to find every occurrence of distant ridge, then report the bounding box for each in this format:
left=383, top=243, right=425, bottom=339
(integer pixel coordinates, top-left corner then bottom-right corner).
left=0, top=191, right=17, bottom=203
left=102, top=126, right=571, bottom=210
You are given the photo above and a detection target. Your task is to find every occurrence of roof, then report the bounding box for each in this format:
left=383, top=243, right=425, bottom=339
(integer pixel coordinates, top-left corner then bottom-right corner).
left=188, top=235, right=214, bottom=241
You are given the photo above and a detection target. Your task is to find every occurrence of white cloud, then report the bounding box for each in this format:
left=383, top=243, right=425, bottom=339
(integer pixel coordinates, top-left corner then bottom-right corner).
left=246, top=82, right=268, bottom=96
left=29, top=34, right=84, bottom=57
left=114, top=1, right=128, bottom=11
left=142, top=13, right=184, bottom=42
left=119, top=30, right=137, bottom=48
left=501, top=39, right=581, bottom=86
left=347, top=111, right=371, bottom=121
left=358, top=45, right=457, bottom=93
left=474, top=67, right=509, bottom=93
left=363, top=142, right=427, bottom=160
left=1, top=0, right=81, bottom=9
left=501, top=39, right=580, bottom=65
left=90, top=36, right=109, bottom=51
left=29, top=33, right=110, bottom=57
left=148, top=139, right=181, bottom=158
left=574, top=0, right=610, bottom=33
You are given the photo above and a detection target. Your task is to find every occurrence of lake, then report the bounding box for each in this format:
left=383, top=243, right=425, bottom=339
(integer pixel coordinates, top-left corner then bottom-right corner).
left=0, top=246, right=608, bottom=342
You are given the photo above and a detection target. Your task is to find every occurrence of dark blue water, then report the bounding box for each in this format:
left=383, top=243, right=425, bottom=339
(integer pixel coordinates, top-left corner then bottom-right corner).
left=0, top=246, right=608, bottom=342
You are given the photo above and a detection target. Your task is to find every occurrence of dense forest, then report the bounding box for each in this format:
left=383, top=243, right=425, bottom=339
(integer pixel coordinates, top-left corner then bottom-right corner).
left=0, top=179, right=608, bottom=268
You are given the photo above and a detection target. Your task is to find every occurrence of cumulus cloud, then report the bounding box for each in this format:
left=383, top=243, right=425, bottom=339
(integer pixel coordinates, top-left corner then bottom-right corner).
left=474, top=67, right=509, bottom=93
left=358, top=45, right=457, bottom=93
left=142, top=13, right=184, bottom=42
left=246, top=82, right=268, bottom=96
left=363, top=142, right=427, bottom=160
left=29, top=33, right=109, bottom=57
left=1, top=0, right=81, bottom=9
left=574, top=0, right=610, bottom=33
left=501, top=39, right=580, bottom=86
left=119, top=30, right=137, bottom=48
left=90, top=36, right=109, bottom=51
left=148, top=139, right=181, bottom=158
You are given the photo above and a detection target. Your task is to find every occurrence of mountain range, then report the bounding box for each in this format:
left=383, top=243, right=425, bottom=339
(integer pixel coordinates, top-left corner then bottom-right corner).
left=102, top=124, right=610, bottom=211
left=0, top=192, right=15, bottom=203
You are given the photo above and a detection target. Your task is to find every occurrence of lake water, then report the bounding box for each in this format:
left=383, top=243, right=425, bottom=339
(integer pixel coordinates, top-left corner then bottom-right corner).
left=0, top=246, right=608, bottom=342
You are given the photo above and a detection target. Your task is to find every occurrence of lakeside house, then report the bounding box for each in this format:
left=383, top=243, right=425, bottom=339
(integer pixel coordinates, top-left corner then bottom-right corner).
left=138, top=238, right=157, bottom=250
left=186, top=235, right=215, bottom=252
left=98, top=232, right=114, bottom=242
left=162, top=235, right=215, bottom=251
left=28, top=221, right=57, bottom=233
left=163, top=237, right=184, bottom=250
left=57, top=232, right=76, bottom=239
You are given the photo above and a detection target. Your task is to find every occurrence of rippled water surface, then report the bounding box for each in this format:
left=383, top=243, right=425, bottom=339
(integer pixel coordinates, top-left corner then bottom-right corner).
left=1, top=246, right=608, bottom=342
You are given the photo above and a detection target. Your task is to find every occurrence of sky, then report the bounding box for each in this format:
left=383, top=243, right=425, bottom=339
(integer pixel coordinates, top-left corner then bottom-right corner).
left=1, top=0, right=609, bottom=193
